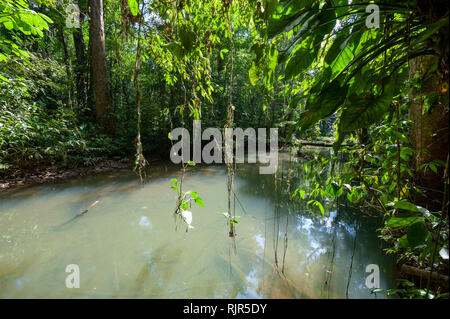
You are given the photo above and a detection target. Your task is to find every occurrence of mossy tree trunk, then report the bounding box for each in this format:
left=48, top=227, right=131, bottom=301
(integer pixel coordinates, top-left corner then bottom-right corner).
left=408, top=54, right=449, bottom=203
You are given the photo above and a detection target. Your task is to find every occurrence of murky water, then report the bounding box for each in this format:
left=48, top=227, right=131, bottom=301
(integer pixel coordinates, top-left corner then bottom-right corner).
left=0, top=152, right=397, bottom=298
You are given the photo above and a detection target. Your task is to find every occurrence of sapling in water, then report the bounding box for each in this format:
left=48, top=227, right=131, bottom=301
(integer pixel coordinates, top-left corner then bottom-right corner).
left=217, top=212, right=240, bottom=237
left=170, top=161, right=205, bottom=232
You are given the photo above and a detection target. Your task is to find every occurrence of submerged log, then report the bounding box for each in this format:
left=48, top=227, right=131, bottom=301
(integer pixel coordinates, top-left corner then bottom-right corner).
left=400, top=264, right=449, bottom=289
left=54, top=200, right=100, bottom=229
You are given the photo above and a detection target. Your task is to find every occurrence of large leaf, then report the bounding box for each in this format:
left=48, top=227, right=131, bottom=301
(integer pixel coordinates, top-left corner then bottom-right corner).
left=406, top=221, right=429, bottom=248
left=326, top=27, right=365, bottom=78
left=284, top=39, right=315, bottom=79
left=265, top=44, right=279, bottom=87
left=386, top=213, right=424, bottom=229
left=336, top=69, right=407, bottom=144
left=387, top=201, right=422, bottom=213
left=298, top=79, right=347, bottom=132
left=268, top=0, right=315, bottom=38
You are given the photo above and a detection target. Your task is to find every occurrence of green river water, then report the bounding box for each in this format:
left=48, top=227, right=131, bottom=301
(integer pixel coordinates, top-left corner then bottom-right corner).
left=0, top=152, right=397, bottom=298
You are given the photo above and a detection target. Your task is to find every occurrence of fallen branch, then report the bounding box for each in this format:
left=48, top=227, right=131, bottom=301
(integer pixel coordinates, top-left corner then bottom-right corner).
left=400, top=264, right=449, bottom=289
left=298, top=140, right=353, bottom=147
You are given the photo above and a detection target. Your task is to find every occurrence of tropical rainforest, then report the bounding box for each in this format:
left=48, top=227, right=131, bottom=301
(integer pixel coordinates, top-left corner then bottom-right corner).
left=0, top=0, right=449, bottom=299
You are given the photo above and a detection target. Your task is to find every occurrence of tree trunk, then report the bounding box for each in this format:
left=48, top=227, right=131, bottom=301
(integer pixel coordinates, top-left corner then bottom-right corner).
left=72, top=8, right=88, bottom=115
left=408, top=54, right=449, bottom=203
left=88, top=0, right=114, bottom=134
left=57, top=24, right=73, bottom=109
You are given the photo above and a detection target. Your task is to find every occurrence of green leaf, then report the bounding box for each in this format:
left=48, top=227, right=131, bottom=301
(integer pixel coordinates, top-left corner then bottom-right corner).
left=429, top=163, right=437, bottom=173
left=3, top=20, right=14, bottom=30
left=265, top=43, right=279, bottom=88
left=315, top=201, right=325, bottom=215
left=190, top=191, right=198, bottom=199
left=187, top=161, right=196, bottom=166
left=386, top=201, right=432, bottom=219
left=300, top=189, right=306, bottom=199
left=285, top=44, right=315, bottom=79
left=267, top=2, right=315, bottom=39
left=387, top=201, right=421, bottom=212
left=406, top=221, right=429, bottom=248
left=248, top=61, right=259, bottom=86
left=326, top=28, right=365, bottom=78
left=386, top=213, right=424, bottom=229
left=0, top=74, right=9, bottom=82
left=128, top=0, right=139, bottom=16
left=220, top=48, right=229, bottom=59
left=170, top=178, right=180, bottom=185
left=398, top=234, right=409, bottom=248
left=195, top=197, right=204, bottom=207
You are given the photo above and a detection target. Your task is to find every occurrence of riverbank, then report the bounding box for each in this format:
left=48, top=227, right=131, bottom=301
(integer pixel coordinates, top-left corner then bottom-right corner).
left=0, top=158, right=134, bottom=192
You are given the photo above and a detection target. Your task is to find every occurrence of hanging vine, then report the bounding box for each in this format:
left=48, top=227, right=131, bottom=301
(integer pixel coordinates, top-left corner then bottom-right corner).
left=132, top=0, right=148, bottom=184
left=224, top=0, right=236, bottom=243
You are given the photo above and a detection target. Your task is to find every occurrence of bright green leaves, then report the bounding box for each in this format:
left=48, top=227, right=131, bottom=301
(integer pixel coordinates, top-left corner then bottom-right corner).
left=170, top=178, right=180, bottom=191
left=219, top=49, right=229, bottom=60
left=274, top=1, right=335, bottom=80
left=248, top=42, right=264, bottom=86
left=0, top=0, right=52, bottom=73
left=265, top=43, right=279, bottom=89
left=300, top=189, right=306, bottom=199
left=3, top=20, right=14, bottom=30
left=307, top=199, right=325, bottom=215
left=248, top=61, right=259, bottom=86
left=268, top=0, right=315, bottom=39
left=325, top=28, right=365, bottom=79
left=265, top=0, right=424, bottom=151
left=128, top=0, right=139, bottom=16
left=170, top=177, right=205, bottom=215
left=189, top=190, right=205, bottom=207
left=1, top=7, right=51, bottom=36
